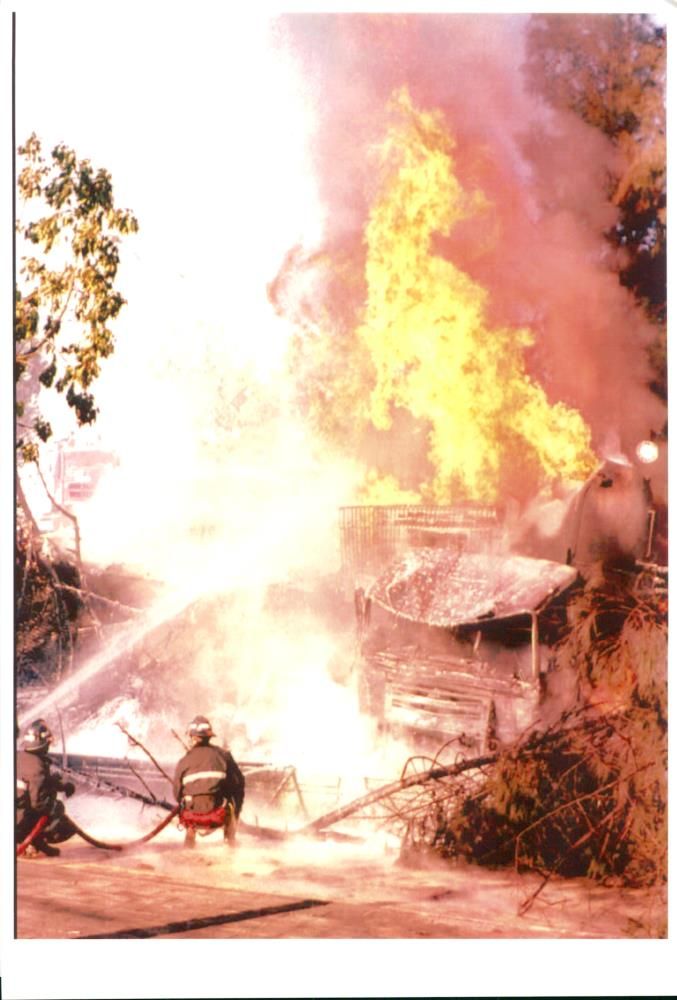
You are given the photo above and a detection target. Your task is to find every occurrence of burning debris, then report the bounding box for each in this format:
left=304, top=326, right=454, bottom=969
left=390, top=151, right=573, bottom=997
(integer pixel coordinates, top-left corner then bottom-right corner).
left=296, top=568, right=667, bottom=911
left=356, top=548, right=577, bottom=752
left=401, top=696, right=666, bottom=897
left=367, top=548, right=576, bottom=628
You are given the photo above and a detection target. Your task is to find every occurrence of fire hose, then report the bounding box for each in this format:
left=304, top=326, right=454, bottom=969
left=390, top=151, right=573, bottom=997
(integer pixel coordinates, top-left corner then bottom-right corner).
left=16, top=807, right=180, bottom=856
left=65, top=805, right=180, bottom=851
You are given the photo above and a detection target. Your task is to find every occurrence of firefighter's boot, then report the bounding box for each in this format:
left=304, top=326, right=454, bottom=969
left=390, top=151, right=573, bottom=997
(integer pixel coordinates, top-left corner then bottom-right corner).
left=224, top=803, right=237, bottom=847
left=34, top=838, right=60, bottom=857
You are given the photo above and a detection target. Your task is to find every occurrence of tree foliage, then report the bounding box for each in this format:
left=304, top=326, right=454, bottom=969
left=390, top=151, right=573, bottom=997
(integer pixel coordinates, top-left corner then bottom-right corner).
left=525, top=14, right=666, bottom=393
left=15, top=134, right=138, bottom=463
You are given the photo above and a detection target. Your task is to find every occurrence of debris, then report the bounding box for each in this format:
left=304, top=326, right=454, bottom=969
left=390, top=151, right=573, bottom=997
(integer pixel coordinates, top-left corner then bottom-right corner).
left=389, top=575, right=667, bottom=901
left=369, top=548, right=577, bottom=628
left=301, top=744, right=498, bottom=834
left=293, top=570, right=667, bottom=912
left=47, top=753, right=174, bottom=808
left=114, top=722, right=173, bottom=786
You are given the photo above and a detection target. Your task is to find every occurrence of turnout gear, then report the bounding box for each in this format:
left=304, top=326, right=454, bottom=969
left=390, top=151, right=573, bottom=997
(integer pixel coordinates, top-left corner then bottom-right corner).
left=174, top=719, right=245, bottom=847
left=16, top=721, right=76, bottom=857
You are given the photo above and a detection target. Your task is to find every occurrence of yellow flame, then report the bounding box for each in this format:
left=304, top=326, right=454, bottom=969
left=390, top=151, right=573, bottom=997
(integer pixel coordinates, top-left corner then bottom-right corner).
left=357, top=88, right=597, bottom=503
left=358, top=470, right=421, bottom=505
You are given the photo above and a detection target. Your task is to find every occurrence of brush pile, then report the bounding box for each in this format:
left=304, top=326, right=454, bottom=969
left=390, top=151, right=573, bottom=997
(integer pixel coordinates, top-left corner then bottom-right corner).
left=395, top=569, right=667, bottom=894
left=15, top=520, right=83, bottom=684
left=16, top=516, right=157, bottom=686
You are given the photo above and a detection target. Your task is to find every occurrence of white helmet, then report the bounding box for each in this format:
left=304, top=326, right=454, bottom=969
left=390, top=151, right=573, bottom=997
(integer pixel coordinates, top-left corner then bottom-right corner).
left=187, top=715, right=214, bottom=743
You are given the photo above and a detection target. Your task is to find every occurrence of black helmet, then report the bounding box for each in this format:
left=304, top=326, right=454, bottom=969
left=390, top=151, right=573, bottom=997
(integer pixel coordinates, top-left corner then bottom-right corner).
left=187, top=715, right=214, bottom=743
left=23, top=718, right=53, bottom=753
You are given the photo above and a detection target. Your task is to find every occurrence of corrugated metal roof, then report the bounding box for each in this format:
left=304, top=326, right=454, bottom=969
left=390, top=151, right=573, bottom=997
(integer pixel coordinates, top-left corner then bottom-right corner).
left=368, top=548, right=577, bottom=628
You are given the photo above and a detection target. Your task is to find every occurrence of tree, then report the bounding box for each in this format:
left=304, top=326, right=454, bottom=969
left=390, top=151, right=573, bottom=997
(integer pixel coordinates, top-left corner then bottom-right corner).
left=15, top=136, right=138, bottom=684
left=15, top=134, right=139, bottom=467
left=525, top=14, right=666, bottom=394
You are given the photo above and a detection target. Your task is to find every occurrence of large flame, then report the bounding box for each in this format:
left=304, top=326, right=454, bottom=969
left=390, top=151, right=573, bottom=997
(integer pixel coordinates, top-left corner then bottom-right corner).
left=357, top=88, right=597, bottom=503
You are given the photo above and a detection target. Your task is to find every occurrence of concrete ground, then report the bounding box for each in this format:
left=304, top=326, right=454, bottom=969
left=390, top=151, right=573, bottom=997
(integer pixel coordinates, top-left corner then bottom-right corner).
left=16, top=819, right=665, bottom=940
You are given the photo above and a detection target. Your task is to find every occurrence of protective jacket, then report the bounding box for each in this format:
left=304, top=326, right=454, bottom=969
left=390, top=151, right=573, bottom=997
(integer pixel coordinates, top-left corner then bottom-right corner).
left=16, top=749, right=74, bottom=843
left=173, top=743, right=245, bottom=816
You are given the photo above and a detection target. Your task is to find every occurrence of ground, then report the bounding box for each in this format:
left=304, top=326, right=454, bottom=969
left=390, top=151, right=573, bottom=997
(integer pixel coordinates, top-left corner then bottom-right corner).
left=16, top=795, right=665, bottom=940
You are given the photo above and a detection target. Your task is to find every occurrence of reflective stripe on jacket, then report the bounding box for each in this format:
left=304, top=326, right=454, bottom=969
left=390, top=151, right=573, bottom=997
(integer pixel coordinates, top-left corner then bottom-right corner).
left=182, top=769, right=228, bottom=786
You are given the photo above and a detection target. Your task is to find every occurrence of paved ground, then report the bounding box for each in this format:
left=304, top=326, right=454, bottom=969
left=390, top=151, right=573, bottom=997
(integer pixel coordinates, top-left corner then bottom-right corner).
left=16, top=821, right=665, bottom=940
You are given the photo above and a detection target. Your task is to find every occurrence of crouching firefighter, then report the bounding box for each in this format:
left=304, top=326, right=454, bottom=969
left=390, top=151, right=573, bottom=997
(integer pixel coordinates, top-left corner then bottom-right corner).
left=16, top=719, right=76, bottom=858
left=173, top=716, right=245, bottom=848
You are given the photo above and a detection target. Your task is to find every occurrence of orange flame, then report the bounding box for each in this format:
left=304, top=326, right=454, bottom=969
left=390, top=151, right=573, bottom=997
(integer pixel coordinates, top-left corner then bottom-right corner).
left=357, top=88, right=597, bottom=504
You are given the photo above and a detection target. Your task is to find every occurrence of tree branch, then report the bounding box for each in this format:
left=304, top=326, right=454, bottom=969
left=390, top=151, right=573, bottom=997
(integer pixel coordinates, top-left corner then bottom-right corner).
left=34, top=458, right=81, bottom=566
left=114, top=723, right=173, bottom=786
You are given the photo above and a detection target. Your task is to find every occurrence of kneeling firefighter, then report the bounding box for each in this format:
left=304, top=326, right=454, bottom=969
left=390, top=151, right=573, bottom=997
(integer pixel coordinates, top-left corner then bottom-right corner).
left=16, top=719, right=76, bottom=857
left=173, top=715, right=245, bottom=847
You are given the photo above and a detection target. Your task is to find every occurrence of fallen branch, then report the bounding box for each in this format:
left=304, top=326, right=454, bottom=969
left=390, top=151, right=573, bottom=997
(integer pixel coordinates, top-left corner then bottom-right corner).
left=302, top=752, right=499, bottom=833
left=47, top=756, right=174, bottom=810
left=114, top=723, right=173, bottom=786
left=17, top=522, right=34, bottom=615
left=125, top=760, right=158, bottom=803
left=171, top=728, right=189, bottom=751
left=34, top=458, right=82, bottom=566
left=518, top=801, right=628, bottom=916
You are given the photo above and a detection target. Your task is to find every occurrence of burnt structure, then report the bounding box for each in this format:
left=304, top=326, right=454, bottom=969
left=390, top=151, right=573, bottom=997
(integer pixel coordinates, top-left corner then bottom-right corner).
left=355, top=548, right=577, bottom=753
left=341, top=461, right=664, bottom=751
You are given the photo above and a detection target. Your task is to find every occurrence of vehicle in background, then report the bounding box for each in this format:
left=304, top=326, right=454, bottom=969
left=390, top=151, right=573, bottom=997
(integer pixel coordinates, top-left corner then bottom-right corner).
left=39, top=436, right=118, bottom=537
left=51, top=438, right=117, bottom=507
left=355, top=548, right=577, bottom=753
left=343, top=445, right=665, bottom=751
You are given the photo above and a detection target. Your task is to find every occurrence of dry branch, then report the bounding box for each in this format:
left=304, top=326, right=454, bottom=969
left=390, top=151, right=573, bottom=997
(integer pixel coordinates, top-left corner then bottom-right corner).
left=302, top=751, right=498, bottom=833
left=115, top=723, right=173, bottom=786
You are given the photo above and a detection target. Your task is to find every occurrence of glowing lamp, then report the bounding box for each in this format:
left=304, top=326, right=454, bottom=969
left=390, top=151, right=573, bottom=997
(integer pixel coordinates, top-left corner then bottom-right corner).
left=636, top=440, right=659, bottom=464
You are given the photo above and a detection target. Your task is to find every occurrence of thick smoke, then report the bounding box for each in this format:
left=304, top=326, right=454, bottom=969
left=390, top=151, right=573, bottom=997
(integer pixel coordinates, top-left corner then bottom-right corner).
left=278, top=13, right=665, bottom=490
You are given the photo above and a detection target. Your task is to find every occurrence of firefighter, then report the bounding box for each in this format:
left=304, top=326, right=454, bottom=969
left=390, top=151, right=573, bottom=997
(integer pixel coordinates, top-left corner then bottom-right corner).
left=16, top=719, right=76, bottom=857
left=173, top=715, right=245, bottom=848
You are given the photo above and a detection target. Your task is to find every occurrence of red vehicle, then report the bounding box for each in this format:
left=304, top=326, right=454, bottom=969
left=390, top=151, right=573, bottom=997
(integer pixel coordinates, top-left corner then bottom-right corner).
left=52, top=443, right=117, bottom=508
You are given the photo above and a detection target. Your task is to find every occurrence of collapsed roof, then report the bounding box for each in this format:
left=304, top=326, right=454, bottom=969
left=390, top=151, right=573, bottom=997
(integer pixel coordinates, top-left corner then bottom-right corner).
left=368, top=548, right=578, bottom=628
